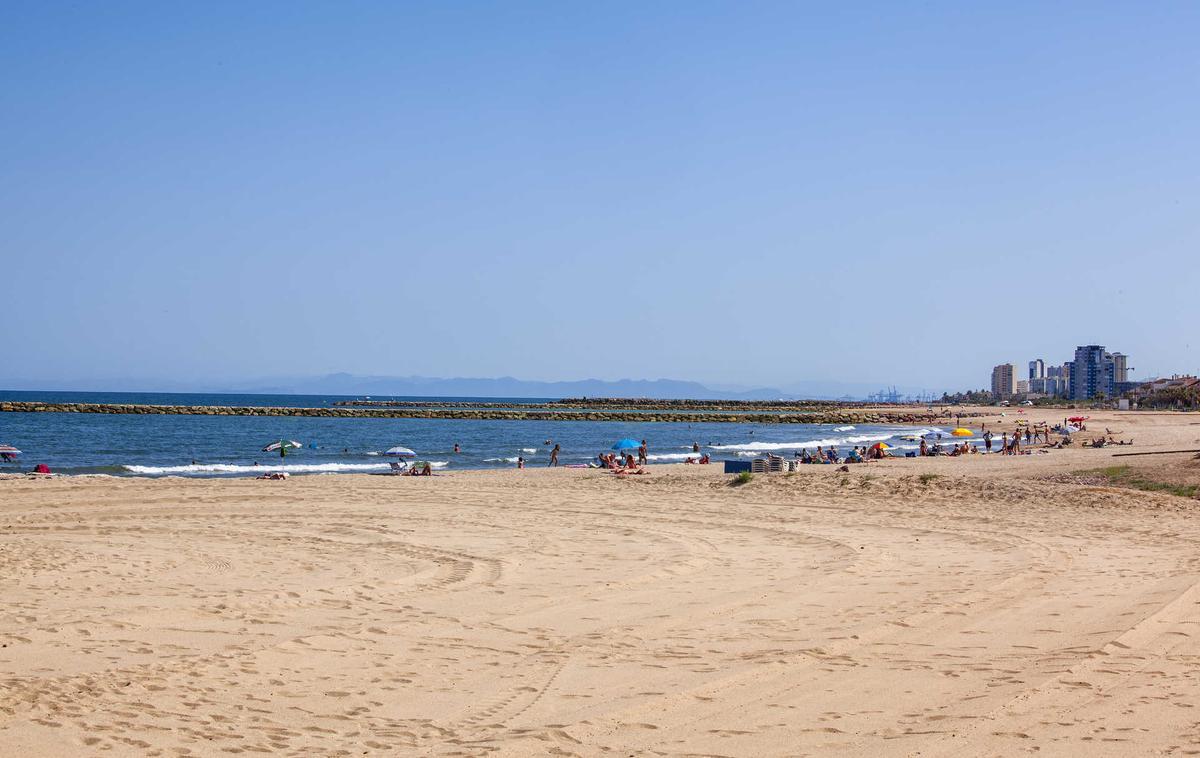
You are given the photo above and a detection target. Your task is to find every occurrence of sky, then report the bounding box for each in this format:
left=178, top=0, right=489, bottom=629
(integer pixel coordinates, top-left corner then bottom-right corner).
left=2, top=1, right=1198, bottom=392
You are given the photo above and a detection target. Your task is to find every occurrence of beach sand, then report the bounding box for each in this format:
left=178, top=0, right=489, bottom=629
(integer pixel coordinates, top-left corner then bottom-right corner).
left=3, top=407, right=1200, bottom=755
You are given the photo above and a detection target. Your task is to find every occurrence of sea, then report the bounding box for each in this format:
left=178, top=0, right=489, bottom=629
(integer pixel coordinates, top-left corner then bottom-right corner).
left=0, top=391, right=949, bottom=477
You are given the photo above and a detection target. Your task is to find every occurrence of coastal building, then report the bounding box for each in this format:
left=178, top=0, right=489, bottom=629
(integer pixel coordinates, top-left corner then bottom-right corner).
left=1029, top=359, right=1045, bottom=380
left=1111, top=352, right=1129, bottom=383
left=991, top=363, right=1015, bottom=399
left=1070, top=345, right=1115, bottom=400
left=1062, top=362, right=1074, bottom=397
left=1045, top=365, right=1065, bottom=397
left=1016, top=380, right=1030, bottom=395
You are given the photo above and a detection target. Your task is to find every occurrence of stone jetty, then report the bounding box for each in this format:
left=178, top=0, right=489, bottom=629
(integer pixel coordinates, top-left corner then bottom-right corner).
left=0, top=401, right=976, bottom=425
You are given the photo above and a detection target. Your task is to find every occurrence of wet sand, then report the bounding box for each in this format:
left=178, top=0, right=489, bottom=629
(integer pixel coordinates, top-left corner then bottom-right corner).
left=2, top=407, right=1200, bottom=755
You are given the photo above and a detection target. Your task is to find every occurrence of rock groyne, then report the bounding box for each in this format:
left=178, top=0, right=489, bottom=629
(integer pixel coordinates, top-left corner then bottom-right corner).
left=0, top=401, right=974, bottom=425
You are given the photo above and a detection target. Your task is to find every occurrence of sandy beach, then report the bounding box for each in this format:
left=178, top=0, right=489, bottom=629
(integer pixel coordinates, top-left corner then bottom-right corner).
left=3, top=407, right=1200, bottom=756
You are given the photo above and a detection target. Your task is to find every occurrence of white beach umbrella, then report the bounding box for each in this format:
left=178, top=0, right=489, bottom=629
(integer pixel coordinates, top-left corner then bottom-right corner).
left=383, top=446, right=416, bottom=457
left=262, top=440, right=303, bottom=453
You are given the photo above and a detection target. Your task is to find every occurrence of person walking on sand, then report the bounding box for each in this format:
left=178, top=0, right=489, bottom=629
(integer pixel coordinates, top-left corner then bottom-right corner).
left=549, top=444, right=559, bottom=467
left=638, top=440, right=647, bottom=466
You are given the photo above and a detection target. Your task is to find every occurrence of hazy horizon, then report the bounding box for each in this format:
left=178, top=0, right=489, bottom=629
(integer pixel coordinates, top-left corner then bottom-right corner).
left=3, top=3, right=1198, bottom=388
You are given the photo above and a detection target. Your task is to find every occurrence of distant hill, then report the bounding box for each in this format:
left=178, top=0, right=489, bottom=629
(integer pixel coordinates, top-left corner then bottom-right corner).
left=1, top=372, right=945, bottom=400
left=237, top=373, right=792, bottom=400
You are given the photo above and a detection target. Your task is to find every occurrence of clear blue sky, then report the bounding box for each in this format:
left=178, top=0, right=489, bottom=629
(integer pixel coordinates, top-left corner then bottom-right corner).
left=3, top=1, right=1197, bottom=391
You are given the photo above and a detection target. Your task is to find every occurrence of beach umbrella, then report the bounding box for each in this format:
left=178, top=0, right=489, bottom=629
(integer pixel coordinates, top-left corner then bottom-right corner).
left=382, top=446, right=416, bottom=457
left=0, top=445, right=21, bottom=454
left=612, top=438, right=641, bottom=451
left=869, top=442, right=891, bottom=451
left=1068, top=416, right=1089, bottom=423
left=951, top=428, right=973, bottom=437
left=262, top=440, right=302, bottom=453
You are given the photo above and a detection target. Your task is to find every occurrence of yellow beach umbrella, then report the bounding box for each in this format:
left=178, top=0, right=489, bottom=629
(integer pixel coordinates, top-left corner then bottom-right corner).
left=951, top=428, right=973, bottom=437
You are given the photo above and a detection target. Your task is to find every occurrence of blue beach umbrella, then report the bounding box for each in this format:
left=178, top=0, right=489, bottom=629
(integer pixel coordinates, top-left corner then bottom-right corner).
left=612, top=438, right=641, bottom=451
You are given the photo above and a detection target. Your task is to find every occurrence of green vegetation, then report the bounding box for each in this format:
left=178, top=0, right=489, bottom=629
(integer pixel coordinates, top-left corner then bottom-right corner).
left=1078, top=466, right=1199, bottom=499
left=731, top=471, right=754, bottom=486
left=1137, top=385, right=1200, bottom=410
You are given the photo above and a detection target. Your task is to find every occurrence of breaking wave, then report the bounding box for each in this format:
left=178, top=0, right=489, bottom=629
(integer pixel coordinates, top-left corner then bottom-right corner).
left=122, top=461, right=447, bottom=476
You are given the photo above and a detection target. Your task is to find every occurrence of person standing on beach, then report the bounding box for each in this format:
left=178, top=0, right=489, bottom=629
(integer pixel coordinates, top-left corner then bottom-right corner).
left=1001, top=432, right=1008, bottom=454
left=984, top=430, right=993, bottom=453
left=638, top=440, right=647, bottom=466
left=517, top=456, right=525, bottom=469
left=549, top=444, right=559, bottom=467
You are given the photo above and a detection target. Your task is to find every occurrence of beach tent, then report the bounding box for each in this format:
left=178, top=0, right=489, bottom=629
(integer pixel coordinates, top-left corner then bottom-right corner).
left=612, top=438, right=641, bottom=451
left=951, top=428, right=973, bottom=437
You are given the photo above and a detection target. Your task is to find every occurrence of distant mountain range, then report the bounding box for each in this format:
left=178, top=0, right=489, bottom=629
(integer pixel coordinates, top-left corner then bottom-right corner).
left=2, top=372, right=946, bottom=401
left=234, top=373, right=794, bottom=400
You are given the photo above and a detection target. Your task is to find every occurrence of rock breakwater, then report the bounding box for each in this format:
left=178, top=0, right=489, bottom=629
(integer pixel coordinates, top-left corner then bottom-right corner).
left=0, top=401, right=971, bottom=425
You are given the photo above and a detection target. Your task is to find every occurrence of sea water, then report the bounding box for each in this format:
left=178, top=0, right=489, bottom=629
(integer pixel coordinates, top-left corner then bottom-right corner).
left=0, top=391, right=947, bottom=476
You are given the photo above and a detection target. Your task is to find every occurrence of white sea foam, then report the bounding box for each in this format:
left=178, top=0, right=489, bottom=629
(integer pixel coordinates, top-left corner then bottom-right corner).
left=712, top=432, right=895, bottom=453
left=833, top=425, right=856, bottom=432
left=123, top=461, right=447, bottom=476
left=484, top=457, right=521, bottom=463
left=521, top=448, right=537, bottom=453
left=646, top=452, right=703, bottom=462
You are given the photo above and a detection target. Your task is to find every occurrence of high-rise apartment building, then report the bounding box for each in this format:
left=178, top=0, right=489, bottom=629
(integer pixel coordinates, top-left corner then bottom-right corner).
left=1029, top=359, right=1045, bottom=380
left=991, top=363, right=1015, bottom=399
left=1071, top=345, right=1115, bottom=400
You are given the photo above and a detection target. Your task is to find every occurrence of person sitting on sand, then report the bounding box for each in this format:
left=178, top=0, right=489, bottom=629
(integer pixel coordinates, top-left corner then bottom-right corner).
left=846, top=448, right=863, bottom=463
left=800, top=449, right=812, bottom=464
left=699, top=453, right=710, bottom=464
left=613, top=466, right=647, bottom=476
